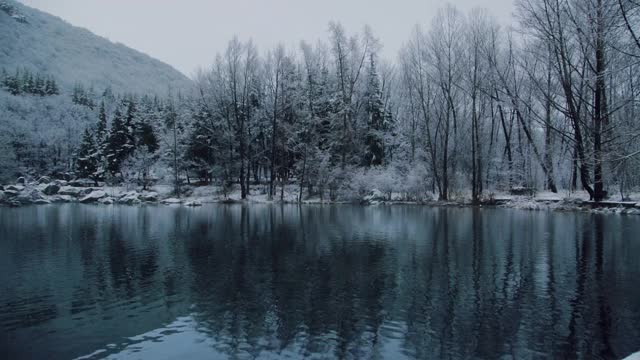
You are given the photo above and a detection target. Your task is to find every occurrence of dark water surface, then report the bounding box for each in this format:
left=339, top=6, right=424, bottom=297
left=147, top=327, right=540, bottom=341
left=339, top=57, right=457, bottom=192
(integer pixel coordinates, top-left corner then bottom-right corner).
left=1, top=204, right=639, bottom=359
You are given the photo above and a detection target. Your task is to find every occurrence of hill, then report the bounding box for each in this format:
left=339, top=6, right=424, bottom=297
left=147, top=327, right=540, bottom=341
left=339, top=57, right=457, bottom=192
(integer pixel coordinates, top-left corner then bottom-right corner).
left=0, top=0, right=192, bottom=95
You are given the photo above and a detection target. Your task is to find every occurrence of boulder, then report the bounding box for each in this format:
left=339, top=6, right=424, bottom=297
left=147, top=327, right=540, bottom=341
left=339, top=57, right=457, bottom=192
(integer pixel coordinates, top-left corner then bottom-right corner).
left=43, top=184, right=60, bottom=195
left=118, top=192, right=141, bottom=205
left=140, top=192, right=159, bottom=202
left=99, top=197, right=114, bottom=205
left=37, top=176, right=52, bottom=184
left=162, top=198, right=182, bottom=205
left=16, top=177, right=26, bottom=185
left=68, top=178, right=95, bottom=187
left=3, top=189, right=19, bottom=197
left=80, top=190, right=107, bottom=203
left=34, top=199, right=51, bottom=205
left=16, top=189, right=45, bottom=204
left=50, top=195, right=74, bottom=203
left=5, top=185, right=24, bottom=192
left=80, top=188, right=97, bottom=195
left=185, top=200, right=202, bottom=207
left=58, top=186, right=82, bottom=197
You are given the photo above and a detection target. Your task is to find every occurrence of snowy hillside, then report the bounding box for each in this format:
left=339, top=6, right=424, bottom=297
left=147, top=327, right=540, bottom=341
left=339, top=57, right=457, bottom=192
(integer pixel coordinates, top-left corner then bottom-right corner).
left=0, top=0, right=192, bottom=95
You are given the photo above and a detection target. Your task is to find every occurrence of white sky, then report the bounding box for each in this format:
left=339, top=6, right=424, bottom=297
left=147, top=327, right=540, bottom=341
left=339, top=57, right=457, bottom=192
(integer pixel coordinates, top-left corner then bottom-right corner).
left=18, top=0, right=516, bottom=76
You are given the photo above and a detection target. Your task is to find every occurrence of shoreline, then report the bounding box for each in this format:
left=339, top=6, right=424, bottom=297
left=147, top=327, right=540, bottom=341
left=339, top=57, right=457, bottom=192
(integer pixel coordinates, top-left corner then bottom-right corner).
left=2, top=181, right=640, bottom=215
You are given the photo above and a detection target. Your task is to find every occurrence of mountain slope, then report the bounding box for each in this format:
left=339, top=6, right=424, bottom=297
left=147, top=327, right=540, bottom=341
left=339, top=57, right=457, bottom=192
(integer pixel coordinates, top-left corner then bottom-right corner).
left=0, top=0, right=192, bottom=95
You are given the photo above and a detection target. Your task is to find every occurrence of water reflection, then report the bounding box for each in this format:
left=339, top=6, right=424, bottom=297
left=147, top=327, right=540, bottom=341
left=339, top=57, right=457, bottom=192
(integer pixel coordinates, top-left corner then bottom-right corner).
left=1, top=205, right=639, bottom=359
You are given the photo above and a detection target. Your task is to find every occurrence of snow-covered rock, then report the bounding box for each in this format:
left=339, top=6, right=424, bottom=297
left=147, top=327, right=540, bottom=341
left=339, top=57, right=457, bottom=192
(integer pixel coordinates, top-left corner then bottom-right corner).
left=50, top=195, right=74, bottom=203
left=58, top=186, right=83, bottom=197
left=68, top=179, right=95, bottom=187
left=42, top=183, right=60, bottom=195
left=140, top=192, right=159, bottom=202
left=79, top=190, right=107, bottom=203
left=80, top=188, right=97, bottom=195
left=3, top=189, right=19, bottom=197
left=185, top=200, right=202, bottom=207
left=37, top=176, right=51, bottom=184
left=33, top=198, right=51, bottom=205
left=118, top=192, right=141, bottom=205
left=162, top=198, right=182, bottom=205
left=5, top=185, right=24, bottom=192
left=99, top=197, right=114, bottom=205
left=16, top=177, right=26, bottom=185
left=15, top=188, right=45, bottom=204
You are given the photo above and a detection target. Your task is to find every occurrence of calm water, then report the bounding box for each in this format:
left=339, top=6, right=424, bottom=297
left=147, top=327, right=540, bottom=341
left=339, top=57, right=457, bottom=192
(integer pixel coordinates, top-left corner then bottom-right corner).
left=1, top=204, right=639, bottom=359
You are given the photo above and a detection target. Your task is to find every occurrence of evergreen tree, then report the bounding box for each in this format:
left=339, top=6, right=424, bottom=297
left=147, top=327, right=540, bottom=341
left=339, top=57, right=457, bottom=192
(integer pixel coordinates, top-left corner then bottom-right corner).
left=363, top=54, right=385, bottom=166
left=76, top=129, right=98, bottom=181
left=136, top=119, right=159, bottom=153
left=105, top=108, right=130, bottom=176
left=93, top=101, right=109, bottom=179
left=7, top=68, right=21, bottom=95
left=124, top=98, right=138, bottom=155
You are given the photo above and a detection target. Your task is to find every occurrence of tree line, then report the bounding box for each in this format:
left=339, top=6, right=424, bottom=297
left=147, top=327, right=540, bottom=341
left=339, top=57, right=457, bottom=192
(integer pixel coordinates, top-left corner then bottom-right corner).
left=3, top=0, right=640, bottom=202
left=1, top=67, right=60, bottom=96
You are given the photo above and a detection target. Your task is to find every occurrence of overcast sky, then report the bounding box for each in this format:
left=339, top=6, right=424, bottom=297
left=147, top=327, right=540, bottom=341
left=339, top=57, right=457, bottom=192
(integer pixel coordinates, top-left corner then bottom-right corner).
left=19, top=0, right=515, bottom=76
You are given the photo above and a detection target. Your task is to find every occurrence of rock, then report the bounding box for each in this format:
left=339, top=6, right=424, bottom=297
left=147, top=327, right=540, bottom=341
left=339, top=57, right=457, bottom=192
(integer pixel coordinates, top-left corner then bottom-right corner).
left=162, top=198, right=182, bottom=205
left=140, top=192, right=158, bottom=202
left=79, top=190, right=107, bottom=203
left=80, top=188, right=96, bottom=195
left=16, top=177, right=26, bottom=185
left=16, top=189, right=45, bottom=204
left=118, top=192, right=141, bottom=205
left=43, top=184, right=60, bottom=195
left=185, top=200, right=202, bottom=207
left=34, top=199, right=51, bottom=205
left=37, top=176, right=52, bottom=184
left=50, top=195, right=74, bottom=203
left=68, top=178, right=95, bottom=187
left=99, top=197, right=114, bottom=205
left=5, top=185, right=24, bottom=192
left=58, top=186, right=83, bottom=197
left=3, top=189, right=19, bottom=197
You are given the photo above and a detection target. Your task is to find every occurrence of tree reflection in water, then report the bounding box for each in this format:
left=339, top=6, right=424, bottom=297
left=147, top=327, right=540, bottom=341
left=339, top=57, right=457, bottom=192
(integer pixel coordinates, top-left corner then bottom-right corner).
left=0, top=204, right=639, bottom=359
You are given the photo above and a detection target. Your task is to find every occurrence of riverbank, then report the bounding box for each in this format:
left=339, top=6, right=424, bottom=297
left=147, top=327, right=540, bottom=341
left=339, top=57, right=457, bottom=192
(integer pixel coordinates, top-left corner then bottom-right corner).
left=2, top=178, right=640, bottom=214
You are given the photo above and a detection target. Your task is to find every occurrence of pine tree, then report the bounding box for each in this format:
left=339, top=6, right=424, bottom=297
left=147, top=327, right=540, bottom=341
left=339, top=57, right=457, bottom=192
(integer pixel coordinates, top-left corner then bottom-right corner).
left=34, top=74, right=45, bottom=95
left=105, top=108, right=130, bottom=176
left=76, top=129, right=98, bottom=181
left=7, top=68, right=21, bottom=95
left=93, top=101, right=109, bottom=179
left=363, top=54, right=385, bottom=166
left=124, top=98, right=138, bottom=156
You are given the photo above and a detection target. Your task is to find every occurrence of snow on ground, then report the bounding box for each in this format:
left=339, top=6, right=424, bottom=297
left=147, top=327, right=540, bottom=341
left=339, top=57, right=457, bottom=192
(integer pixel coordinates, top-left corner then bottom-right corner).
left=2, top=178, right=640, bottom=215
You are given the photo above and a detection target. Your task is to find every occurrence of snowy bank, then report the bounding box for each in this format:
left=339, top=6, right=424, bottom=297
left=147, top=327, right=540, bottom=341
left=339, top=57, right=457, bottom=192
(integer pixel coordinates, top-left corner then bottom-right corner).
left=1, top=179, right=640, bottom=215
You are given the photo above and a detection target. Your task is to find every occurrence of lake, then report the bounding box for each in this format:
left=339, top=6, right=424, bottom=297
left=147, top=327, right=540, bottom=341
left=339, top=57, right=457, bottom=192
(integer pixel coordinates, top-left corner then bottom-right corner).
left=1, top=204, right=639, bottom=359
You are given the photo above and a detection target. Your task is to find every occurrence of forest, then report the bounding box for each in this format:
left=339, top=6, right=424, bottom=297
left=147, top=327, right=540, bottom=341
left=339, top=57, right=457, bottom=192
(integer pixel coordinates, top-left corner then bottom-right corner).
left=2, top=0, right=640, bottom=204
